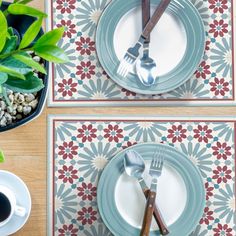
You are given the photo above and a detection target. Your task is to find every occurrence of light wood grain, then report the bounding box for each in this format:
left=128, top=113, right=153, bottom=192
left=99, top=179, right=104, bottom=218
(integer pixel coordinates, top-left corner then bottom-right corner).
left=0, top=0, right=236, bottom=235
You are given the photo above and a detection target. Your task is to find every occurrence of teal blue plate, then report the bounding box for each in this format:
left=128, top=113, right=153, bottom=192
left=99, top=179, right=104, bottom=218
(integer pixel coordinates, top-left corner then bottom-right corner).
left=96, top=0, right=205, bottom=95
left=97, top=143, right=205, bottom=236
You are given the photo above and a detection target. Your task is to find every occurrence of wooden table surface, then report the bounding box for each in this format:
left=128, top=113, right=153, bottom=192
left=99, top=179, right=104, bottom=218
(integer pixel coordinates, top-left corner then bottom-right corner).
left=0, top=0, right=235, bottom=235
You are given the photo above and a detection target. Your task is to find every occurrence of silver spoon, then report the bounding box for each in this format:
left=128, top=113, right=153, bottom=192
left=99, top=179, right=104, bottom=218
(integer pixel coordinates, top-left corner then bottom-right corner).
left=124, top=150, right=145, bottom=179
left=136, top=45, right=158, bottom=86
left=135, top=0, right=159, bottom=86
left=124, top=149, right=169, bottom=235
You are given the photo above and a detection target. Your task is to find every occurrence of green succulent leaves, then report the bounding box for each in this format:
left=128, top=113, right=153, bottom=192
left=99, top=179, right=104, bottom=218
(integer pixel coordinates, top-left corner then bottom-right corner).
left=0, top=11, right=8, bottom=53
left=0, top=72, right=7, bottom=85
left=34, top=45, right=68, bottom=63
left=0, top=2, right=67, bottom=96
left=13, top=54, right=46, bottom=74
left=19, top=17, right=43, bottom=49
left=0, top=52, right=45, bottom=93
left=1, top=31, right=17, bottom=54
left=0, top=64, right=25, bottom=80
left=34, top=27, right=64, bottom=47
left=14, top=0, right=34, bottom=4
left=0, top=150, right=5, bottom=163
left=8, top=4, right=47, bottom=18
left=5, top=72, right=44, bottom=93
left=33, top=27, right=68, bottom=63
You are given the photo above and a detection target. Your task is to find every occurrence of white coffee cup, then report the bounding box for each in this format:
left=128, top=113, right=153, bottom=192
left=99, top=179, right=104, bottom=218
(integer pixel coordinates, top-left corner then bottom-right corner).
left=0, top=185, right=26, bottom=227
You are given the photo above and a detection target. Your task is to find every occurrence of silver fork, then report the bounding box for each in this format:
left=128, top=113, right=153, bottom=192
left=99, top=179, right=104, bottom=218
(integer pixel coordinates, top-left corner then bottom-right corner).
left=140, top=150, right=164, bottom=236
left=117, top=0, right=171, bottom=78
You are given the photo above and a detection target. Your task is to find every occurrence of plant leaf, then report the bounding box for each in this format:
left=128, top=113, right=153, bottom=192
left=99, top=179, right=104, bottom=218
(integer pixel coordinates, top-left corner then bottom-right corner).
left=34, top=27, right=64, bottom=47
left=8, top=27, right=14, bottom=36
left=1, top=28, right=18, bottom=54
left=19, top=17, right=43, bottom=49
left=0, top=72, right=8, bottom=85
left=6, top=27, right=13, bottom=39
left=1, top=86, right=11, bottom=106
left=0, top=64, right=25, bottom=80
left=13, top=54, right=46, bottom=74
left=0, top=11, right=8, bottom=53
left=34, top=45, right=69, bottom=63
left=18, top=0, right=34, bottom=4
left=8, top=4, right=47, bottom=18
left=0, top=150, right=5, bottom=163
left=0, top=54, right=32, bottom=75
left=1, top=35, right=18, bottom=54
left=6, top=31, right=11, bottom=39
left=0, top=0, right=2, bottom=7
left=5, top=72, right=44, bottom=93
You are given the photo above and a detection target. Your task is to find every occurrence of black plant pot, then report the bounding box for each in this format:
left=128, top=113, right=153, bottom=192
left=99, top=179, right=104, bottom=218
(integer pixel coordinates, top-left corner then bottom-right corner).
left=0, top=2, right=49, bottom=133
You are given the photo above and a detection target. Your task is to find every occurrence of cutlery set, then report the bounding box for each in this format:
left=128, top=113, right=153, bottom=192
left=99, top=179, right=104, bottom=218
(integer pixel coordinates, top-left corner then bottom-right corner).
left=136, top=0, right=157, bottom=86
left=118, top=5, right=204, bottom=233
left=125, top=150, right=169, bottom=236
left=117, top=0, right=171, bottom=84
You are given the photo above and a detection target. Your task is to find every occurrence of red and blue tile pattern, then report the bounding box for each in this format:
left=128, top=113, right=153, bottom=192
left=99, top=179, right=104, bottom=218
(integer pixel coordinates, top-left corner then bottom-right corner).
left=48, top=116, right=236, bottom=236
left=48, top=0, right=234, bottom=106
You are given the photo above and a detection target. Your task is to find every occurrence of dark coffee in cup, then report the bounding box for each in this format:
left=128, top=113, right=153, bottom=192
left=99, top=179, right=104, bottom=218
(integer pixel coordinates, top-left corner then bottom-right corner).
left=0, top=192, right=11, bottom=222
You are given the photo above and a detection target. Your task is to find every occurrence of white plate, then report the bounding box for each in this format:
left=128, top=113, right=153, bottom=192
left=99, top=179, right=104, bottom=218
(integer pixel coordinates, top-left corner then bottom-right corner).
left=96, top=0, right=205, bottom=95
left=115, top=160, right=187, bottom=230
left=97, top=143, right=205, bottom=236
left=114, top=6, right=187, bottom=76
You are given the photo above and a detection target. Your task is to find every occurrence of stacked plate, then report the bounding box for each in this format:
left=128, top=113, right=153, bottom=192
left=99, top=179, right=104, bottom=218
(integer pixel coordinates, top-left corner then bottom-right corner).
left=97, top=143, right=205, bottom=236
left=96, top=0, right=205, bottom=95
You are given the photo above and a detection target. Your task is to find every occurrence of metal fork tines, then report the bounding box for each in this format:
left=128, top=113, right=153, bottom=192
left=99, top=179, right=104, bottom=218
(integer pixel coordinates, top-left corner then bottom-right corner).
left=117, top=37, right=145, bottom=77
left=149, top=151, right=164, bottom=191
left=140, top=150, right=165, bottom=236
left=117, top=0, right=171, bottom=78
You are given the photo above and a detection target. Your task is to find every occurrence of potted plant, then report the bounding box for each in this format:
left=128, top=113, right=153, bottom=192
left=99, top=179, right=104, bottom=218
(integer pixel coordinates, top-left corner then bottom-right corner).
left=0, top=0, right=68, bottom=132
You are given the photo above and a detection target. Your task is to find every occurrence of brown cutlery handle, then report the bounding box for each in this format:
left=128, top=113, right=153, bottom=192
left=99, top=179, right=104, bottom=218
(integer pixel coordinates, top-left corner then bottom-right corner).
left=144, top=189, right=169, bottom=235
left=140, top=190, right=156, bottom=236
left=142, top=0, right=171, bottom=40
left=142, top=0, right=150, bottom=43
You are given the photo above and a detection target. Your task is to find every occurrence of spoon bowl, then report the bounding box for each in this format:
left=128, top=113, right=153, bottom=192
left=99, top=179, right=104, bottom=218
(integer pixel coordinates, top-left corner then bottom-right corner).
left=136, top=55, right=158, bottom=86
left=124, top=150, right=145, bottom=179
left=124, top=149, right=169, bottom=235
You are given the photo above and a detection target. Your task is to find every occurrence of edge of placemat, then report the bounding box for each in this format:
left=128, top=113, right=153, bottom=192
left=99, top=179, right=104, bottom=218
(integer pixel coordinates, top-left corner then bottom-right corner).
left=47, top=115, right=54, bottom=236
left=46, top=0, right=236, bottom=107
left=47, top=114, right=236, bottom=236
left=47, top=114, right=236, bottom=121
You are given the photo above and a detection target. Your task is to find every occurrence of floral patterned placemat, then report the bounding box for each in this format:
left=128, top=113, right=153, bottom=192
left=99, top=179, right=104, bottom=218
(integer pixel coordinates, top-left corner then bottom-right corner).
left=47, top=0, right=235, bottom=107
left=48, top=115, right=235, bottom=236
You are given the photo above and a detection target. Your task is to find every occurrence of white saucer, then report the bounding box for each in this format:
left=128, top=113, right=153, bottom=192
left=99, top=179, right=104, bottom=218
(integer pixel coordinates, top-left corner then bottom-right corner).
left=0, top=171, right=31, bottom=236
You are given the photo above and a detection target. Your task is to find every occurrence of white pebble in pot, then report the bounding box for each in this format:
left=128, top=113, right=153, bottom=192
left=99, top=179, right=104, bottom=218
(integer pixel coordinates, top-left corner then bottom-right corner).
left=33, top=56, right=41, bottom=62
left=23, top=106, right=32, bottom=116
left=0, top=116, right=7, bottom=127
left=0, top=89, right=39, bottom=128
left=4, top=113, right=12, bottom=123
left=17, top=105, right=23, bottom=113
left=29, top=100, right=38, bottom=109
left=0, top=111, right=4, bottom=119
left=0, top=101, right=6, bottom=110
left=25, top=94, right=35, bottom=103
